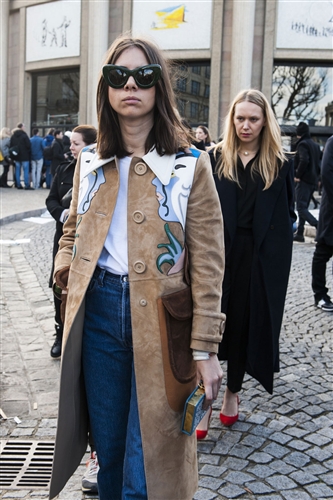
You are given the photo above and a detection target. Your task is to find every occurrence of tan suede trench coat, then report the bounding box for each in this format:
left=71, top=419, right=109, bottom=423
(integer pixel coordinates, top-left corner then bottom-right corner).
left=49, top=145, right=225, bottom=500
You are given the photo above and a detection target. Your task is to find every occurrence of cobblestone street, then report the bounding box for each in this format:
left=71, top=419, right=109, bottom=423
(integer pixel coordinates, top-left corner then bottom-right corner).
left=1, top=208, right=332, bottom=500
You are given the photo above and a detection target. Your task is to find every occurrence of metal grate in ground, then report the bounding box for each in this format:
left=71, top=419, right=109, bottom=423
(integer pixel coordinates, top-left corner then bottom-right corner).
left=0, top=440, right=54, bottom=489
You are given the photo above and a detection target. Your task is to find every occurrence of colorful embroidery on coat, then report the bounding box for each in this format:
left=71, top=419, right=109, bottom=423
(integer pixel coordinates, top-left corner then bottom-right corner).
left=78, top=169, right=106, bottom=215
left=153, top=153, right=197, bottom=275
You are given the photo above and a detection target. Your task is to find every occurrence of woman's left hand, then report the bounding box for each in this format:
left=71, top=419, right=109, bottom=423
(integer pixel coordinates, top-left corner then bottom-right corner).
left=196, top=355, right=223, bottom=409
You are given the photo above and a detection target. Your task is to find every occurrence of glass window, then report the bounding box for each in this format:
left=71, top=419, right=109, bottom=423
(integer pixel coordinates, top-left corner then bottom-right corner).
left=177, top=77, right=187, bottom=92
left=173, top=61, right=211, bottom=127
left=190, top=102, right=199, bottom=119
left=192, top=66, right=201, bottom=75
left=191, top=81, right=200, bottom=96
left=31, top=69, right=80, bottom=136
left=272, top=65, right=333, bottom=126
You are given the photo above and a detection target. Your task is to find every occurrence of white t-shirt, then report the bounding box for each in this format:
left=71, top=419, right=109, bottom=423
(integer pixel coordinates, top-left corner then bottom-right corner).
left=97, top=156, right=131, bottom=275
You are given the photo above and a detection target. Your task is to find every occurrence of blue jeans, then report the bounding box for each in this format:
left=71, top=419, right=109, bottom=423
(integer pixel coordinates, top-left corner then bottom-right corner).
left=15, top=161, right=30, bottom=188
left=82, top=267, right=147, bottom=500
left=295, top=181, right=318, bottom=236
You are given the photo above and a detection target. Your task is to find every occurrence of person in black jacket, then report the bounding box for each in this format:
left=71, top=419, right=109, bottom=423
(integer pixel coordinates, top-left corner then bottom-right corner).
left=293, top=122, right=321, bottom=242
left=46, top=125, right=97, bottom=359
left=50, top=130, right=68, bottom=179
left=198, top=89, right=296, bottom=437
left=311, top=136, right=333, bottom=312
left=9, top=123, right=32, bottom=189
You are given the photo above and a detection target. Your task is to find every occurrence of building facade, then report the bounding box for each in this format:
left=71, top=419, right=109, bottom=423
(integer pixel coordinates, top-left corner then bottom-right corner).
left=1, top=0, right=332, bottom=145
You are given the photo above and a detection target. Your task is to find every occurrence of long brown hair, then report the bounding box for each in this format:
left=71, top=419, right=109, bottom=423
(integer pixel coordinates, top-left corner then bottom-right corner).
left=97, top=34, right=192, bottom=159
left=215, top=89, right=285, bottom=189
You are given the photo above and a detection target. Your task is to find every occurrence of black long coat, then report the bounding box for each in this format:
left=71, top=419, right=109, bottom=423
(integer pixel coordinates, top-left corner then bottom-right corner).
left=317, top=136, right=333, bottom=246
left=46, top=159, right=76, bottom=286
left=211, top=154, right=296, bottom=393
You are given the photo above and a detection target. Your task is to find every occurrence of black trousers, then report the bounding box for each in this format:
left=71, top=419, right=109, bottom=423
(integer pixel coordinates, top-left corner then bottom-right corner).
left=312, top=241, right=333, bottom=302
left=219, top=228, right=253, bottom=393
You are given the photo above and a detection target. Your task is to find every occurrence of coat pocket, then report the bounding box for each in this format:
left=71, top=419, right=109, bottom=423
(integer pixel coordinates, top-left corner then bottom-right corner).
left=157, top=286, right=197, bottom=413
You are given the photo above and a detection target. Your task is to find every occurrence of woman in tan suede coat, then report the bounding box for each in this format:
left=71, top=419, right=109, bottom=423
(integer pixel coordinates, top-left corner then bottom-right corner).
left=50, top=35, right=225, bottom=500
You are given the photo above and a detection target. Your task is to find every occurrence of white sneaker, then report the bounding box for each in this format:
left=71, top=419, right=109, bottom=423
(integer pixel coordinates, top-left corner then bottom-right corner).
left=82, top=451, right=99, bottom=493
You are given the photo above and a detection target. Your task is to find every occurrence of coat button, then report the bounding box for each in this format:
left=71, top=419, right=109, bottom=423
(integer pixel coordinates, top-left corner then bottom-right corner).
left=133, top=261, right=146, bottom=274
left=139, top=299, right=147, bottom=307
left=133, top=211, right=145, bottom=223
left=134, top=162, right=147, bottom=175
left=270, top=225, right=274, bottom=230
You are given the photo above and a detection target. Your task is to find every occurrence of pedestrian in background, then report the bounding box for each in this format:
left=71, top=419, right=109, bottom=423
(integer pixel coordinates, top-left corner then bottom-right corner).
left=50, top=130, right=67, bottom=179
left=195, top=125, right=216, bottom=150
left=49, top=34, right=224, bottom=500
left=30, top=128, right=44, bottom=189
left=205, top=89, right=296, bottom=436
left=0, top=127, right=13, bottom=188
left=311, top=135, right=333, bottom=312
left=293, top=122, right=321, bottom=242
left=9, top=123, right=32, bottom=189
left=43, top=128, right=55, bottom=188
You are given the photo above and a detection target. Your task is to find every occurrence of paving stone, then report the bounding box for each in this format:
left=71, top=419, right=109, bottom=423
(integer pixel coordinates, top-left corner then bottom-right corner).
left=241, top=434, right=266, bottom=448
left=220, top=457, right=248, bottom=471
left=266, top=475, right=298, bottom=490
left=198, top=454, right=220, bottom=465
left=3, top=492, right=31, bottom=498
left=270, top=460, right=297, bottom=474
left=319, top=472, right=333, bottom=486
left=217, top=484, right=246, bottom=498
left=10, top=427, right=35, bottom=437
left=229, top=444, right=255, bottom=459
left=199, top=464, right=227, bottom=478
left=305, top=482, right=333, bottom=498
left=270, top=431, right=293, bottom=445
left=263, top=442, right=289, bottom=458
left=280, top=491, right=312, bottom=500
left=305, top=445, right=332, bottom=461
left=193, top=489, right=218, bottom=500
left=245, top=481, right=274, bottom=494
left=304, top=432, right=331, bottom=446
left=287, top=439, right=312, bottom=451
left=247, top=464, right=275, bottom=478
left=247, top=451, right=273, bottom=464
left=198, top=476, right=225, bottom=491
left=292, top=468, right=320, bottom=487
left=224, top=471, right=255, bottom=485
left=249, top=425, right=274, bottom=438
left=284, top=451, right=311, bottom=467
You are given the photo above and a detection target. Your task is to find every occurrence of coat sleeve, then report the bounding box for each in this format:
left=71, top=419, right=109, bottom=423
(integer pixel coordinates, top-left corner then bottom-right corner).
left=285, top=156, right=297, bottom=224
left=54, top=154, right=81, bottom=275
left=185, top=151, right=226, bottom=353
left=45, top=170, right=64, bottom=222
left=321, top=136, right=333, bottom=203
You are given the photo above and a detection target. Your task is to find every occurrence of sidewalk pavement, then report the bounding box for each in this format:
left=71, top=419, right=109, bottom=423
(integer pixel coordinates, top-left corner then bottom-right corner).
left=0, top=188, right=332, bottom=500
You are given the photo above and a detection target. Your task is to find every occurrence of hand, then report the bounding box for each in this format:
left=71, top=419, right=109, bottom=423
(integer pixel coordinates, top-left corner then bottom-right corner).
left=196, top=354, right=223, bottom=410
left=294, top=177, right=300, bottom=182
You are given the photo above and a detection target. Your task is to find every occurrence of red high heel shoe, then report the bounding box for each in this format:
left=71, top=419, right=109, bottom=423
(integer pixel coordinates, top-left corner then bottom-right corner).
left=220, top=395, right=239, bottom=427
left=196, top=406, right=213, bottom=440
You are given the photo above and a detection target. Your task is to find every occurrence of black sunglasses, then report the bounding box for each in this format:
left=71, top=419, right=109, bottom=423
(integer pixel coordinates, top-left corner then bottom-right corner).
left=102, top=64, right=162, bottom=89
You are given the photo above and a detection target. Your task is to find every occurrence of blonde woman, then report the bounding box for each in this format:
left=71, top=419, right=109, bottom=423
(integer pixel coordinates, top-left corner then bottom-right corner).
left=0, top=127, right=12, bottom=187
left=198, top=89, right=296, bottom=437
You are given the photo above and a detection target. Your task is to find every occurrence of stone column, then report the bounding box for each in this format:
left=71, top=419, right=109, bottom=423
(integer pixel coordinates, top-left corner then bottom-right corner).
left=83, top=0, right=109, bottom=127
left=230, top=0, right=256, bottom=99
left=0, top=0, right=10, bottom=127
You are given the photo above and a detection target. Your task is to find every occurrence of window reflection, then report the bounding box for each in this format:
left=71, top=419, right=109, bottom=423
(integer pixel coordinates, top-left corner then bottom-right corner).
left=174, top=61, right=211, bottom=127
left=31, top=69, right=79, bottom=135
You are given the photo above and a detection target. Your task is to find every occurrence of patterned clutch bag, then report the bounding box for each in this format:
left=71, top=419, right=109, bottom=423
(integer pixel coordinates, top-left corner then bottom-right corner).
left=181, top=383, right=208, bottom=436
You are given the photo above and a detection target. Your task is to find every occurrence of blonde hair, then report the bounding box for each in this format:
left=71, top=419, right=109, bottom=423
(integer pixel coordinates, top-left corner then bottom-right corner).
left=0, top=127, right=11, bottom=139
left=215, top=89, right=285, bottom=189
